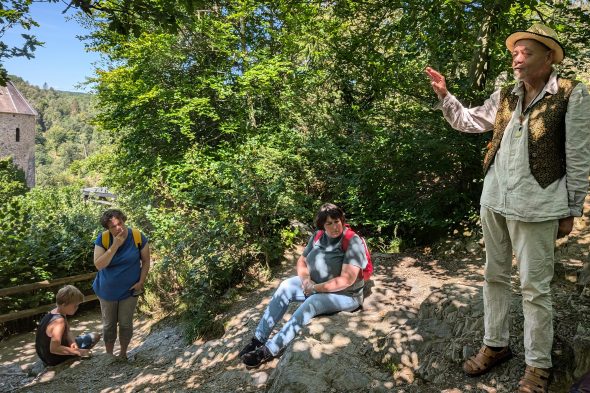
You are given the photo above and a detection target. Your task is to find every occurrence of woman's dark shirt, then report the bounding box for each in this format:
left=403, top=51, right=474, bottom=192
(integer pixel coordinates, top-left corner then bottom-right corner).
left=302, top=229, right=367, bottom=302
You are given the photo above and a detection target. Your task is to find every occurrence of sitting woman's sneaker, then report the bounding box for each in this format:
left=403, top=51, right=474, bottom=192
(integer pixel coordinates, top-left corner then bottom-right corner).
left=242, top=345, right=273, bottom=368
left=238, top=337, right=263, bottom=358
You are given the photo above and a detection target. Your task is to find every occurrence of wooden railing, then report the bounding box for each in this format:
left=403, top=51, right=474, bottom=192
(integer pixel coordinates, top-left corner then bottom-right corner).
left=0, top=272, right=97, bottom=323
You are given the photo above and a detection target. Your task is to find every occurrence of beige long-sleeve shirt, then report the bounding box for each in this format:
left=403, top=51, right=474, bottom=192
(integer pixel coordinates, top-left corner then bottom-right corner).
left=438, top=71, right=590, bottom=221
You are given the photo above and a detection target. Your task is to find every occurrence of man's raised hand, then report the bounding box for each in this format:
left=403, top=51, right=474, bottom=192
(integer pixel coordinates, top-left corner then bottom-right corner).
left=425, top=67, right=448, bottom=100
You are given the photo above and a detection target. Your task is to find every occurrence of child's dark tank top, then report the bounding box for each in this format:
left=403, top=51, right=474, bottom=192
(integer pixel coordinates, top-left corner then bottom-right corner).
left=35, top=313, right=74, bottom=366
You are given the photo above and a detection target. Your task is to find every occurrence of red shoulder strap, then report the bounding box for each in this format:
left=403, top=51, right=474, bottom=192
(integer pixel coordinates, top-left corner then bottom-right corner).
left=313, top=230, right=324, bottom=243
left=315, top=226, right=354, bottom=249
left=341, top=225, right=355, bottom=251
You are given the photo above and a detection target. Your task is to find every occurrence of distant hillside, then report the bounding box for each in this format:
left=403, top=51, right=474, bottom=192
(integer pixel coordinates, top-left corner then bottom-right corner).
left=9, top=75, right=107, bottom=186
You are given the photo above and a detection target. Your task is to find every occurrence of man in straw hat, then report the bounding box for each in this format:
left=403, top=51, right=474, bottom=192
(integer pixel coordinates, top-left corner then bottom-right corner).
left=426, top=24, right=590, bottom=392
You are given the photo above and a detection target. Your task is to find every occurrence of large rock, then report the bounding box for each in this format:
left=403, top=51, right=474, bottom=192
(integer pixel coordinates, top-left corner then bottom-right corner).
left=371, top=281, right=590, bottom=392
left=265, top=310, right=393, bottom=392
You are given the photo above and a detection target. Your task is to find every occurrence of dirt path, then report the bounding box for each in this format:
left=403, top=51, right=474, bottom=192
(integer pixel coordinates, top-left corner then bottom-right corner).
left=2, top=204, right=589, bottom=392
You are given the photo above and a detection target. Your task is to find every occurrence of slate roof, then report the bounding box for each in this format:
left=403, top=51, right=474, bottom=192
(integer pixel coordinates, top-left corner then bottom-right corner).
left=0, top=81, right=37, bottom=116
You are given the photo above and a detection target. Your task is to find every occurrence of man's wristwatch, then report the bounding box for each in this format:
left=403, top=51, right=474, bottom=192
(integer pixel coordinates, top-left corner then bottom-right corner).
left=312, top=284, right=318, bottom=294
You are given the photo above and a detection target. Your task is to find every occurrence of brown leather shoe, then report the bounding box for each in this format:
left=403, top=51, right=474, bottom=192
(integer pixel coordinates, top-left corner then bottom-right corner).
left=518, top=365, right=550, bottom=393
left=463, top=345, right=513, bottom=376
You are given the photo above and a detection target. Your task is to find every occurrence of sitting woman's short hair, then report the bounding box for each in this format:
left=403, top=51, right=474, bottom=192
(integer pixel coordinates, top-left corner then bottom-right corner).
left=100, top=209, right=127, bottom=229
left=56, top=285, right=84, bottom=306
left=315, top=203, right=346, bottom=229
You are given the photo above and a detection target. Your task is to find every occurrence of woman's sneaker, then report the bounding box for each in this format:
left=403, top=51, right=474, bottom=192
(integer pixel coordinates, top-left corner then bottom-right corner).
left=242, top=345, right=273, bottom=368
left=238, top=337, right=263, bottom=357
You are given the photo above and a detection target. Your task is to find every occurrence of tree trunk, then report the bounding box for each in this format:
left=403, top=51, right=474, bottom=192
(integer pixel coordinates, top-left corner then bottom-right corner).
left=468, top=1, right=511, bottom=91
left=240, top=16, right=257, bottom=128
left=468, top=13, right=493, bottom=91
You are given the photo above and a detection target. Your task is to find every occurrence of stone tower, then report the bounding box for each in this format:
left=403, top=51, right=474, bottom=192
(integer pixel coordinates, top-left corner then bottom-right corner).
left=0, top=81, right=37, bottom=187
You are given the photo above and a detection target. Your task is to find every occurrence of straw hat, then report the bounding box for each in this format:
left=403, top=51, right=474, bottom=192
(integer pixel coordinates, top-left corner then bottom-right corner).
left=505, top=23, right=565, bottom=64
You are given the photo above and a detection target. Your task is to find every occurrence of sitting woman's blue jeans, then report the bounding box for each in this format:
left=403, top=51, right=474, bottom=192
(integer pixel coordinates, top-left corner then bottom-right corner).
left=254, top=276, right=360, bottom=356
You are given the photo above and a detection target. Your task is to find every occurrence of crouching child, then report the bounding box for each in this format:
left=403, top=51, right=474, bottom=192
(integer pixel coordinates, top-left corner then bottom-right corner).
left=35, top=285, right=101, bottom=366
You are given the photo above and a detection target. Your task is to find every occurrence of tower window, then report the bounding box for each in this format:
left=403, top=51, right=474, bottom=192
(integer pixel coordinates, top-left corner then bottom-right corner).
left=16, top=128, right=20, bottom=142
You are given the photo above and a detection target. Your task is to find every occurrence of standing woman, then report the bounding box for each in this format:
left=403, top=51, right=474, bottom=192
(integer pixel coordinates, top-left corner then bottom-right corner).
left=93, top=209, right=150, bottom=359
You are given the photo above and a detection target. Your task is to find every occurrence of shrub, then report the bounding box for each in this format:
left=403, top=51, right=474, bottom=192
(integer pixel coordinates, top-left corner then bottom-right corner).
left=0, top=156, right=27, bottom=203
left=116, top=132, right=314, bottom=340
left=0, top=187, right=102, bottom=313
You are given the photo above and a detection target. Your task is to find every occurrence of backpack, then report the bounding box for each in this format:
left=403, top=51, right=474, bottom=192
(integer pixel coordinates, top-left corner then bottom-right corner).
left=313, top=224, right=373, bottom=281
left=101, top=228, right=142, bottom=250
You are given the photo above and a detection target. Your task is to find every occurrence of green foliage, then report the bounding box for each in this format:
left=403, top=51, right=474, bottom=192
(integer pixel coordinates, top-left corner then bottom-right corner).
left=145, top=208, right=250, bottom=339
left=78, top=0, right=590, bottom=339
left=0, top=157, right=28, bottom=203
left=117, top=131, right=314, bottom=339
left=3, top=0, right=585, bottom=336
left=0, top=187, right=102, bottom=313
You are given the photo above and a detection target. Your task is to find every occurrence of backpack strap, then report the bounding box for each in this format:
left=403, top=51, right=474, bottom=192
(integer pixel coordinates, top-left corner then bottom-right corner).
left=341, top=225, right=355, bottom=251
left=313, top=230, right=324, bottom=243
left=131, top=228, right=142, bottom=249
left=340, top=226, right=367, bottom=280
left=101, top=230, right=111, bottom=249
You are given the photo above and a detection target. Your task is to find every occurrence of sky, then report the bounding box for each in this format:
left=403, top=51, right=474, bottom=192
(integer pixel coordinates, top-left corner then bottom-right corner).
left=3, top=2, right=101, bottom=92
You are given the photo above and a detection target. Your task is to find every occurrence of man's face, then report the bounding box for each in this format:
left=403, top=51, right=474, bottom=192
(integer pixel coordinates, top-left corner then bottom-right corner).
left=511, top=39, right=553, bottom=83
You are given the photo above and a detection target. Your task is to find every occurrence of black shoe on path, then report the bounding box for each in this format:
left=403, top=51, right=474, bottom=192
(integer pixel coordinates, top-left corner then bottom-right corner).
left=238, top=337, right=263, bottom=358
left=242, top=345, right=273, bottom=368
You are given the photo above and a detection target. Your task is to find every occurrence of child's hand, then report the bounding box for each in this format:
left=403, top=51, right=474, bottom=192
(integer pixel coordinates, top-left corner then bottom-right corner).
left=70, top=342, right=79, bottom=349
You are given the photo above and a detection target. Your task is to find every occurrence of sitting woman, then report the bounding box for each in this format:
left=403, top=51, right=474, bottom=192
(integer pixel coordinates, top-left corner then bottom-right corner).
left=239, top=203, right=367, bottom=368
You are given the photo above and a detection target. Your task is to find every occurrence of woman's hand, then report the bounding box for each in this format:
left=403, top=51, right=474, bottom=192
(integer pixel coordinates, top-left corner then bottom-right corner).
left=130, top=281, right=143, bottom=290
left=302, top=279, right=316, bottom=296
left=112, top=228, right=128, bottom=248
left=129, top=281, right=144, bottom=295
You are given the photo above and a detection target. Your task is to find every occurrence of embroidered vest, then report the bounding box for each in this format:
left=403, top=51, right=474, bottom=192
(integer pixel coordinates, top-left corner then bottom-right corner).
left=483, top=78, right=580, bottom=188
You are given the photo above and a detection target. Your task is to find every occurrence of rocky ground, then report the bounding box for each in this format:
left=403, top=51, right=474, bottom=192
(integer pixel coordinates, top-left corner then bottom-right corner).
left=1, top=202, right=589, bottom=392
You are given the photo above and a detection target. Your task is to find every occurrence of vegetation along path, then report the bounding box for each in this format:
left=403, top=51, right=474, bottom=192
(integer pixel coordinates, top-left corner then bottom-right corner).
left=2, top=198, right=590, bottom=392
